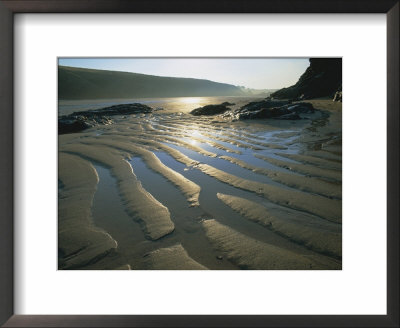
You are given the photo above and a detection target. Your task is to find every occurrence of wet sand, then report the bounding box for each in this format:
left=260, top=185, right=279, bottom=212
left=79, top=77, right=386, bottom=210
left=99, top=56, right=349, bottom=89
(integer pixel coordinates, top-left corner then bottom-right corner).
left=58, top=98, right=342, bottom=270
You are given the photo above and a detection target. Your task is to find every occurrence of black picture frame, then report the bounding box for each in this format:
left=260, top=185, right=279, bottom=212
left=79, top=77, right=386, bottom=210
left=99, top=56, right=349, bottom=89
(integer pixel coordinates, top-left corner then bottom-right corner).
left=0, top=1, right=398, bottom=327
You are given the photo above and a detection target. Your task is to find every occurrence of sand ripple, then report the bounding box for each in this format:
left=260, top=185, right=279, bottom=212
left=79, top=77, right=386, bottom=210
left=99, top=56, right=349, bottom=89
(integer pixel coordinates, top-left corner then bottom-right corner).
left=59, top=101, right=342, bottom=270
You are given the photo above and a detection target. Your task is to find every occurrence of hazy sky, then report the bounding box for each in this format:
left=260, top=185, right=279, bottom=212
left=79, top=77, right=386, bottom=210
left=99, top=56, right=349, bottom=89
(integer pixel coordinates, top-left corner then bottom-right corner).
left=58, top=58, right=309, bottom=89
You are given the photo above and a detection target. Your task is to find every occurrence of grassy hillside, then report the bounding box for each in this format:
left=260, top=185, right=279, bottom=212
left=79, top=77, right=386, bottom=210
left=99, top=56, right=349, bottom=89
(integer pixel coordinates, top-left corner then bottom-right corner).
left=58, top=66, right=253, bottom=100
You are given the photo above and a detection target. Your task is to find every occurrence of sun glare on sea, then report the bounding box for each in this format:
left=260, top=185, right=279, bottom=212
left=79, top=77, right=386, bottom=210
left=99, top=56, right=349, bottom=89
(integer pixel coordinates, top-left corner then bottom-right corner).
left=180, top=97, right=201, bottom=104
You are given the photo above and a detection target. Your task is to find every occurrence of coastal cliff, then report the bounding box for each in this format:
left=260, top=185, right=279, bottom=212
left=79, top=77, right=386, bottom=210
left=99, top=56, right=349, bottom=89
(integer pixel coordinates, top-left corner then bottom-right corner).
left=58, top=66, right=270, bottom=99
left=271, top=58, right=342, bottom=100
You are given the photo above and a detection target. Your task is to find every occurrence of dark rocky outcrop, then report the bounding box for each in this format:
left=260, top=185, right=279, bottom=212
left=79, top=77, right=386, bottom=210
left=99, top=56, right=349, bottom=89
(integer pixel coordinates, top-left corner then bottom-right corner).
left=238, top=99, right=290, bottom=112
left=271, top=58, right=342, bottom=100
left=222, top=100, right=315, bottom=121
left=59, top=116, right=112, bottom=134
left=59, top=103, right=153, bottom=134
left=235, top=102, right=314, bottom=121
left=69, top=103, right=153, bottom=117
left=190, top=103, right=234, bottom=116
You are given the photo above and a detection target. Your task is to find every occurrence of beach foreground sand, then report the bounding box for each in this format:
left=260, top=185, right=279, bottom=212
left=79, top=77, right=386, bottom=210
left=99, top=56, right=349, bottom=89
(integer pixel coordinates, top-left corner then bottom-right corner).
left=58, top=98, right=342, bottom=270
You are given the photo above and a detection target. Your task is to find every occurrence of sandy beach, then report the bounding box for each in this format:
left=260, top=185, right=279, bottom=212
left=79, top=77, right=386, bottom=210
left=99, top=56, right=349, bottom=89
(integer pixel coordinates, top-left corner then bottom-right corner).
left=58, top=97, right=342, bottom=270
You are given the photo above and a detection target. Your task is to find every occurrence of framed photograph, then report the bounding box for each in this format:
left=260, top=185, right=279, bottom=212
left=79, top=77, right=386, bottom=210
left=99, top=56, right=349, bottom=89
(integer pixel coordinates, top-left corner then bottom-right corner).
left=0, top=0, right=398, bottom=327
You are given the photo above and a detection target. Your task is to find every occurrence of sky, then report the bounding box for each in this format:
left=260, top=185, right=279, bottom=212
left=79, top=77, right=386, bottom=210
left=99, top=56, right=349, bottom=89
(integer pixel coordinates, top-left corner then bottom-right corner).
left=58, top=58, right=310, bottom=90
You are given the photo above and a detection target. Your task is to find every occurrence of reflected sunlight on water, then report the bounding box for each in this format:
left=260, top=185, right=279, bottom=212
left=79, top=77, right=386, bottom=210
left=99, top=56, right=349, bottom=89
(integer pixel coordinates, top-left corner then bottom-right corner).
left=190, top=129, right=201, bottom=136
left=179, top=97, right=202, bottom=104
left=188, top=127, right=202, bottom=145
left=58, top=96, right=263, bottom=115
